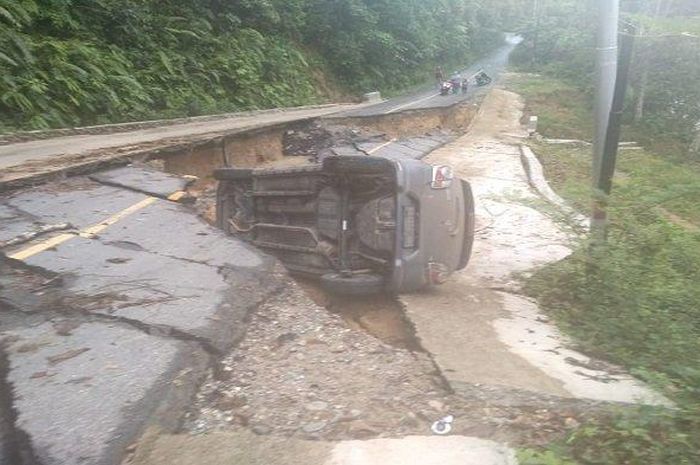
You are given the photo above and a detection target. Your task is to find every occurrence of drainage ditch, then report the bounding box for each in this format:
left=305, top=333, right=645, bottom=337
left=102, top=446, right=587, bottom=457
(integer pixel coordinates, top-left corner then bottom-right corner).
left=297, top=279, right=424, bottom=353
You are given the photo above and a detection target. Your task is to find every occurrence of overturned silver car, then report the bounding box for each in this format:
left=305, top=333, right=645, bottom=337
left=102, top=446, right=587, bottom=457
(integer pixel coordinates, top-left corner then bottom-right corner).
left=215, top=156, right=474, bottom=295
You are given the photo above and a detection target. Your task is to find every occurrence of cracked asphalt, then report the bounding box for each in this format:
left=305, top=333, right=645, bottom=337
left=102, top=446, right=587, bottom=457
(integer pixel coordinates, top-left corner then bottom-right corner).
left=0, top=167, right=281, bottom=465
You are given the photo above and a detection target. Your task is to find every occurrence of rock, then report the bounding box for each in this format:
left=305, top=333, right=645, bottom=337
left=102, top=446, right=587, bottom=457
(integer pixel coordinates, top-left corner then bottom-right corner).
left=216, top=394, right=247, bottom=410
left=428, top=400, right=445, bottom=412
left=564, top=417, right=580, bottom=429
left=348, top=420, right=380, bottom=439
left=302, top=421, right=328, bottom=433
left=252, top=424, right=272, bottom=435
left=399, top=413, right=420, bottom=428
left=305, top=400, right=329, bottom=411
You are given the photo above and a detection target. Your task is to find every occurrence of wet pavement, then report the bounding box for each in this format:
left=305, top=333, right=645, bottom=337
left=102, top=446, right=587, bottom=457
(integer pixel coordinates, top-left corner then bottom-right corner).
left=0, top=105, right=358, bottom=173
left=399, top=88, right=669, bottom=406
left=0, top=167, right=280, bottom=465
left=0, top=35, right=669, bottom=464
left=328, top=35, right=522, bottom=119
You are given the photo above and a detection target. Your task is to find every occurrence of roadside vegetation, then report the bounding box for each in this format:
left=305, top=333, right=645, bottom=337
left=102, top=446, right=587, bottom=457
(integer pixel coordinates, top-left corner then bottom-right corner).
left=0, top=0, right=526, bottom=132
left=508, top=1, right=700, bottom=462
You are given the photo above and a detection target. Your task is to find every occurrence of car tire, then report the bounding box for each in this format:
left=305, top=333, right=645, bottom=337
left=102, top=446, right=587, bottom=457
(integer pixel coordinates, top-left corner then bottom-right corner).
left=323, top=156, right=391, bottom=175
left=215, top=182, right=233, bottom=231
left=215, top=182, right=252, bottom=233
left=320, top=273, right=385, bottom=295
left=214, top=167, right=254, bottom=180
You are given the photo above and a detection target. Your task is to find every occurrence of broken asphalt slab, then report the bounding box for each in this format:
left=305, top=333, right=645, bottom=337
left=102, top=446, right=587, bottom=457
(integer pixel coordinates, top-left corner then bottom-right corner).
left=0, top=104, right=366, bottom=191
left=0, top=168, right=285, bottom=464
left=2, top=174, right=278, bottom=353
left=89, top=165, right=195, bottom=199
left=2, top=318, right=208, bottom=465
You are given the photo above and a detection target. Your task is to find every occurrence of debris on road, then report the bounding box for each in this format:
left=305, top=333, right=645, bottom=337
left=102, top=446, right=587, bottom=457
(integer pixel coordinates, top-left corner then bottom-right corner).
left=186, top=278, right=606, bottom=446
left=0, top=223, right=73, bottom=249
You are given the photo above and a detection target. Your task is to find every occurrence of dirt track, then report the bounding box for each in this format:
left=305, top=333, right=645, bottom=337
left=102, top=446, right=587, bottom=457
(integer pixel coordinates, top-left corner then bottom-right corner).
left=402, top=87, right=666, bottom=405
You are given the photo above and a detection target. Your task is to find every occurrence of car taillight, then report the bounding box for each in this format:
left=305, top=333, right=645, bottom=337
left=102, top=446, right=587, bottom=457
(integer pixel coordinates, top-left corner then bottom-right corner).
left=402, top=204, right=417, bottom=249
left=431, top=165, right=454, bottom=189
left=428, top=262, right=450, bottom=285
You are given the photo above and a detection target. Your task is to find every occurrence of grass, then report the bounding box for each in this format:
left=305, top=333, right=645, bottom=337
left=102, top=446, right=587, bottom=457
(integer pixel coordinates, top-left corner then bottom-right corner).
left=637, top=15, right=700, bottom=36
left=506, top=72, right=700, bottom=465
left=507, top=73, right=594, bottom=142
left=530, top=142, right=700, bottom=227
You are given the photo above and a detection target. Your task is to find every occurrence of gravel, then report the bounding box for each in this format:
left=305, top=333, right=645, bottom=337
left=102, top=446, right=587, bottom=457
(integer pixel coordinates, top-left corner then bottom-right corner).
left=185, top=279, right=605, bottom=446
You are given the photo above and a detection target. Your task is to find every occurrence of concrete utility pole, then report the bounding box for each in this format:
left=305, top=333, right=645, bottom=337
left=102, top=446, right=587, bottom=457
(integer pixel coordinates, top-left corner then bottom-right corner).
left=598, top=29, right=636, bottom=198
left=531, top=0, right=541, bottom=66
left=591, top=0, right=620, bottom=233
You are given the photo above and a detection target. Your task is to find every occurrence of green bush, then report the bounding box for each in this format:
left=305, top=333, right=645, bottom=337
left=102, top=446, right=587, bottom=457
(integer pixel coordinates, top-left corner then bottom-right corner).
left=0, top=0, right=525, bottom=131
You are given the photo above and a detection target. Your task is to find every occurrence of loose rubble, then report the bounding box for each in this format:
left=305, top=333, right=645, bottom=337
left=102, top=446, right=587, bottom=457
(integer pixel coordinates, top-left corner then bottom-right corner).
left=186, top=279, right=605, bottom=446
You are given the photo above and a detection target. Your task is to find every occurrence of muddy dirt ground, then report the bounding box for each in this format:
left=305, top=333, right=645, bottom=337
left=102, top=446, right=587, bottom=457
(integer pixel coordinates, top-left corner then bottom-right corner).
left=185, top=279, right=601, bottom=447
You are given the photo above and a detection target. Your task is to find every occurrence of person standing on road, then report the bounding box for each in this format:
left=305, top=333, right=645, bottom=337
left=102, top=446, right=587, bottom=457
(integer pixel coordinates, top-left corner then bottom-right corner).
left=461, top=77, right=469, bottom=95
left=435, top=66, right=445, bottom=89
left=450, top=73, right=462, bottom=94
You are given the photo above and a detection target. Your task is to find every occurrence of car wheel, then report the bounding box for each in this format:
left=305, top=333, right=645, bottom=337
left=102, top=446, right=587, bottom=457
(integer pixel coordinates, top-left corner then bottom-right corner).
left=215, top=183, right=252, bottom=235
left=213, top=167, right=254, bottom=180
left=320, top=273, right=385, bottom=295
left=322, top=156, right=391, bottom=175
left=215, top=182, right=233, bottom=231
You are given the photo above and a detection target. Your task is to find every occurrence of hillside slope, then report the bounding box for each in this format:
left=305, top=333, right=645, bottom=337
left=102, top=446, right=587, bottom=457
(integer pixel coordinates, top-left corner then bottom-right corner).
left=0, top=0, right=525, bottom=132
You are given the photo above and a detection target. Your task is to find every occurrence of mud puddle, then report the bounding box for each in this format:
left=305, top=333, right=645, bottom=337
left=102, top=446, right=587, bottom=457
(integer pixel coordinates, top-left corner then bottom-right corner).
left=297, top=279, right=423, bottom=352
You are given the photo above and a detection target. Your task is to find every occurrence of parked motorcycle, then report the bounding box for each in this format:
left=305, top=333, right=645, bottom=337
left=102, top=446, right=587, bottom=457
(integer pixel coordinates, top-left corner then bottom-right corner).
left=475, top=70, right=492, bottom=87
left=439, top=81, right=452, bottom=96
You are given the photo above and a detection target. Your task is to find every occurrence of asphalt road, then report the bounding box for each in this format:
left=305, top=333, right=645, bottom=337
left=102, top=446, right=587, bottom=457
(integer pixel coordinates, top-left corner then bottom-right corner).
left=329, top=35, right=522, bottom=118
left=0, top=36, right=525, bottom=465
left=0, top=167, right=281, bottom=465
left=0, top=105, right=358, bottom=172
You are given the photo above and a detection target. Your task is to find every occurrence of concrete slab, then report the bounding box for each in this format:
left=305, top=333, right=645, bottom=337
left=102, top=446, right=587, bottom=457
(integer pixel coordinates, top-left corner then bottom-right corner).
left=401, top=89, right=668, bottom=407
left=2, top=320, right=208, bottom=465
left=328, top=436, right=517, bottom=465
left=355, top=142, right=383, bottom=154
left=89, top=165, right=194, bottom=199
left=494, top=293, right=670, bottom=404
left=130, top=430, right=333, bottom=465
left=1, top=172, right=285, bottom=464
left=130, top=430, right=516, bottom=465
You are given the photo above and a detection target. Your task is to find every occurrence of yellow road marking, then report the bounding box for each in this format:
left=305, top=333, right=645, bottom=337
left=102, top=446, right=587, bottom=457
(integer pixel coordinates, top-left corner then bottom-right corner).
left=368, top=138, right=397, bottom=154
left=8, top=233, right=77, bottom=261
left=9, top=196, right=158, bottom=261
